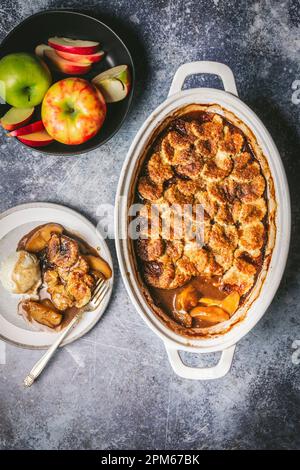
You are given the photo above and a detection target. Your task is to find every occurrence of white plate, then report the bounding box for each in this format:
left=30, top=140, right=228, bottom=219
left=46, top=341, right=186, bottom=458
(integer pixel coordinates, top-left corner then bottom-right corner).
left=0, top=202, right=113, bottom=349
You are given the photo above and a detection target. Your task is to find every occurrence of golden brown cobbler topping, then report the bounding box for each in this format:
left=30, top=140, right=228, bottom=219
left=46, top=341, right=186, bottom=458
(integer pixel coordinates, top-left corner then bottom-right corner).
left=136, top=112, right=268, bottom=300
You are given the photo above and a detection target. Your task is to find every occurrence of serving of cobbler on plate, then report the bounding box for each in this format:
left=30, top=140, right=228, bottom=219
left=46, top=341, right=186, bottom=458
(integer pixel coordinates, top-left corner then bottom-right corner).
left=133, top=104, right=275, bottom=337
left=0, top=223, right=112, bottom=331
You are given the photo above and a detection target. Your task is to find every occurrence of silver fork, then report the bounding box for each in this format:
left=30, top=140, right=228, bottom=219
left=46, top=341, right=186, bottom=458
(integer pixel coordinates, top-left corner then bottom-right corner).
left=23, top=278, right=108, bottom=387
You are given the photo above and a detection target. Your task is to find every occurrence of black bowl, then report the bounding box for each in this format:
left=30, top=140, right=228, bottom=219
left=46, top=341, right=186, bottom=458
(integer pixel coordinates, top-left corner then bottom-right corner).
left=0, top=10, right=135, bottom=155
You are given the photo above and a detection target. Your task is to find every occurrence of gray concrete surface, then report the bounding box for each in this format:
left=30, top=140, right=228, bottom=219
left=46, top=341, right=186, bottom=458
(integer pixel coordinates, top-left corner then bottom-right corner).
left=0, top=0, right=299, bottom=450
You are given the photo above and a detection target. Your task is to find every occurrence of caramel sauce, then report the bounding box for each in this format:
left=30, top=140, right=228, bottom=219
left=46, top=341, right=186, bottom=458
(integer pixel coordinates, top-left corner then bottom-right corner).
left=149, top=276, right=226, bottom=328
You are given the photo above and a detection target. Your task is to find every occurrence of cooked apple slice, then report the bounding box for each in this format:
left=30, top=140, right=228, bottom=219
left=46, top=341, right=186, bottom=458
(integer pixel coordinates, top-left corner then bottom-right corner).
left=18, top=223, right=64, bottom=252
left=0, top=107, right=34, bottom=131
left=85, top=254, right=112, bottom=279
left=56, top=49, right=104, bottom=64
left=175, top=285, right=199, bottom=312
left=90, top=269, right=104, bottom=280
left=189, top=305, right=230, bottom=325
left=43, top=49, right=91, bottom=75
left=18, top=129, right=54, bottom=147
left=19, top=299, right=62, bottom=328
left=92, top=65, right=130, bottom=102
left=48, top=37, right=100, bottom=55
left=199, top=291, right=240, bottom=315
left=8, top=120, right=44, bottom=137
left=221, top=292, right=240, bottom=315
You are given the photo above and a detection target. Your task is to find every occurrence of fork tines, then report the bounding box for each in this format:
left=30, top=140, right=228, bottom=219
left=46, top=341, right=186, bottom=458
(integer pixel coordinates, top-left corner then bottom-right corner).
left=91, top=277, right=108, bottom=307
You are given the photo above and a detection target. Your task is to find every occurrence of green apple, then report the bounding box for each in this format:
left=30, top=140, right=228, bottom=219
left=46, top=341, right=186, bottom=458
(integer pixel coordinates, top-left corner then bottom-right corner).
left=0, top=52, right=52, bottom=108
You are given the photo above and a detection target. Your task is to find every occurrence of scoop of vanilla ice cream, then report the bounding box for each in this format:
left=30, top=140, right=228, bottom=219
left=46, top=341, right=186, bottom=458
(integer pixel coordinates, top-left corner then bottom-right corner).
left=0, top=251, right=41, bottom=294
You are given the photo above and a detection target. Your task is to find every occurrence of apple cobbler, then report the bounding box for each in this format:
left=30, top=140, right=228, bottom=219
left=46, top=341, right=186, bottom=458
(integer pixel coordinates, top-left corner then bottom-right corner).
left=0, top=223, right=112, bottom=330
left=134, top=104, right=274, bottom=335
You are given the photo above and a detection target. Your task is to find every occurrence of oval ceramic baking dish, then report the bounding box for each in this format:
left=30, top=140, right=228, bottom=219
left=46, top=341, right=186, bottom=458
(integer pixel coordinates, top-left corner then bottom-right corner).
left=115, top=61, right=291, bottom=380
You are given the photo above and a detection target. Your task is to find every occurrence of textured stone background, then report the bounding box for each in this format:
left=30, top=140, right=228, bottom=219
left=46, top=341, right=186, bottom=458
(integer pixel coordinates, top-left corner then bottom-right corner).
left=0, top=0, right=299, bottom=450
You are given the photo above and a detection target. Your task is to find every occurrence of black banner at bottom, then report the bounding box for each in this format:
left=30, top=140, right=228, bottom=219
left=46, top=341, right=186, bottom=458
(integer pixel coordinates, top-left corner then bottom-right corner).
left=1, top=449, right=298, bottom=466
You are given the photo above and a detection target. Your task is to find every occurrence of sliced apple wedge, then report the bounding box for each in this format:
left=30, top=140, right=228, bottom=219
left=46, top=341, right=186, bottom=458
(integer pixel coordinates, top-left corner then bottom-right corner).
left=8, top=120, right=44, bottom=137
left=1, top=107, right=34, bottom=131
left=48, top=37, right=100, bottom=55
left=18, top=129, right=54, bottom=147
left=35, top=43, right=52, bottom=59
left=94, top=78, right=128, bottom=103
left=43, top=49, right=91, bottom=75
left=56, top=49, right=104, bottom=64
left=92, top=65, right=131, bottom=102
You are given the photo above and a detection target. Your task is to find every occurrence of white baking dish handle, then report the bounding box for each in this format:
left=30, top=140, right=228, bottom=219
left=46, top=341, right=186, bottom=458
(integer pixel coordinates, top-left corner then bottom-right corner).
left=168, top=61, right=238, bottom=97
left=165, top=344, right=236, bottom=380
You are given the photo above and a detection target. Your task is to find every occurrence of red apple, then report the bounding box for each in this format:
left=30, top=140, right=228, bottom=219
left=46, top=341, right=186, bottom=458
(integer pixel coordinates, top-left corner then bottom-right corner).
left=41, top=77, right=106, bottom=145
left=8, top=120, right=44, bottom=137
left=43, top=49, right=91, bottom=75
left=1, top=107, right=34, bottom=131
left=55, top=49, right=104, bottom=64
left=95, top=88, right=107, bottom=113
left=48, top=37, right=100, bottom=55
left=18, top=129, right=54, bottom=147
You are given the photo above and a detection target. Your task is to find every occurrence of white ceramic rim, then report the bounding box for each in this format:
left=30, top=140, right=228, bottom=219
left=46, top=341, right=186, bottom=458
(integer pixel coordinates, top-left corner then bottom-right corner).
left=0, top=202, right=114, bottom=349
left=115, top=61, right=291, bottom=377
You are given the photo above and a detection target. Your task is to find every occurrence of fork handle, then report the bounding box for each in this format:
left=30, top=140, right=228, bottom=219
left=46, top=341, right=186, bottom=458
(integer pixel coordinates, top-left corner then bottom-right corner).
left=23, top=311, right=82, bottom=387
